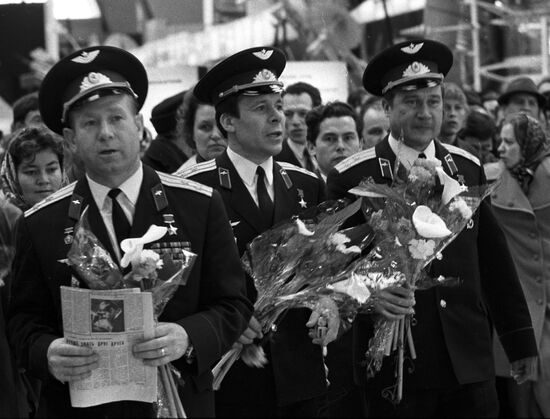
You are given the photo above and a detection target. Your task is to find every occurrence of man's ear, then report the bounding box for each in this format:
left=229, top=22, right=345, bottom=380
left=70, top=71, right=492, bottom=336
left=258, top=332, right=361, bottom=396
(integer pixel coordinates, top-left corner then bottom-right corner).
left=62, top=127, right=77, bottom=153
left=134, top=113, right=144, bottom=137
left=306, top=141, right=316, bottom=157
left=382, top=99, right=391, bottom=115
left=220, top=113, right=236, bottom=134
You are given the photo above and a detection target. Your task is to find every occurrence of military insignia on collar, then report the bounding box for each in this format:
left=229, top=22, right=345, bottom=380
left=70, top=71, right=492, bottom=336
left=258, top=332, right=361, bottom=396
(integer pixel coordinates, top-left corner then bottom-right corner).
left=80, top=72, right=112, bottom=92
left=466, top=219, right=474, bottom=230
left=253, top=69, right=277, bottom=83
left=403, top=61, right=430, bottom=77
left=297, top=189, right=307, bottom=208
left=218, top=167, right=232, bottom=189
left=71, top=50, right=100, bottom=64
left=401, top=42, right=424, bottom=54
left=253, top=49, right=273, bottom=60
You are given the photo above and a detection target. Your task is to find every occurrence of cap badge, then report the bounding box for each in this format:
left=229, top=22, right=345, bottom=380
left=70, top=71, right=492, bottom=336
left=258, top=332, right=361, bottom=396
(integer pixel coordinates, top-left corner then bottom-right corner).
left=71, top=50, right=100, bottom=64
left=403, top=61, right=430, bottom=78
left=253, top=69, right=277, bottom=83
left=253, top=49, right=273, bottom=60
left=401, top=43, right=424, bottom=55
left=80, top=72, right=113, bottom=92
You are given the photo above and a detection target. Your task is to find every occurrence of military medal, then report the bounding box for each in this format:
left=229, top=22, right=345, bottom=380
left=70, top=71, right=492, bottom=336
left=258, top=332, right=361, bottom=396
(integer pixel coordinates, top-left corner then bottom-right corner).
left=64, top=227, right=74, bottom=245
left=297, top=189, right=307, bottom=208
left=163, top=214, right=178, bottom=235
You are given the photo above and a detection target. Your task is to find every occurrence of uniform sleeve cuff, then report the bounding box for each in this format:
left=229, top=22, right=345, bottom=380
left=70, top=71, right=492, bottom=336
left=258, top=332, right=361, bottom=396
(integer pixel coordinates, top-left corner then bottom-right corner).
left=498, top=327, right=538, bottom=362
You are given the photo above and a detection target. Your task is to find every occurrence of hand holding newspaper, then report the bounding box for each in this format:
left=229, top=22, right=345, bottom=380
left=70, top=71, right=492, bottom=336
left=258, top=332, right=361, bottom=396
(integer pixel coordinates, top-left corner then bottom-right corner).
left=62, top=207, right=196, bottom=417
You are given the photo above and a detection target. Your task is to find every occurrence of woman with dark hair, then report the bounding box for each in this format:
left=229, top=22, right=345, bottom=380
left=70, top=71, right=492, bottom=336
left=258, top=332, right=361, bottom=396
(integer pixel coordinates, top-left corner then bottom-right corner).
left=175, top=88, right=227, bottom=171
left=1, top=127, right=66, bottom=210
left=493, top=113, right=550, bottom=418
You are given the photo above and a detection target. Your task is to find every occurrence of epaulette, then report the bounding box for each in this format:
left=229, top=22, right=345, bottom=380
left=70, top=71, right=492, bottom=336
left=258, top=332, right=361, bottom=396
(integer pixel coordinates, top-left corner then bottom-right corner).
left=277, top=162, right=319, bottom=179
left=174, top=159, right=217, bottom=179
left=157, top=172, right=213, bottom=197
left=24, top=182, right=76, bottom=218
left=443, top=144, right=480, bottom=166
left=334, top=148, right=376, bottom=173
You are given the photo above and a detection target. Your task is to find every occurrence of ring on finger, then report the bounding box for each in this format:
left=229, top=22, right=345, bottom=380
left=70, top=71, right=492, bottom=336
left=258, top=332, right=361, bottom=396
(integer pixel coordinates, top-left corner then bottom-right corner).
left=160, top=347, right=166, bottom=357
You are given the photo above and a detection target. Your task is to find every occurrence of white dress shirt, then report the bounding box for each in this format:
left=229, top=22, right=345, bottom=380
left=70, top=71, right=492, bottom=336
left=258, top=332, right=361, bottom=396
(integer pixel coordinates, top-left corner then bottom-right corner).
left=388, top=132, right=437, bottom=170
left=227, top=147, right=274, bottom=207
left=87, top=164, right=143, bottom=260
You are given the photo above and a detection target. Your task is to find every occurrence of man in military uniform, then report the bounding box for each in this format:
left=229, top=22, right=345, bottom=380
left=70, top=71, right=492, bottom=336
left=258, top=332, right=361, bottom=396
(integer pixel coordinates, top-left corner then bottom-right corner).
left=176, top=46, right=333, bottom=417
left=327, top=39, right=538, bottom=417
left=7, top=46, right=252, bottom=418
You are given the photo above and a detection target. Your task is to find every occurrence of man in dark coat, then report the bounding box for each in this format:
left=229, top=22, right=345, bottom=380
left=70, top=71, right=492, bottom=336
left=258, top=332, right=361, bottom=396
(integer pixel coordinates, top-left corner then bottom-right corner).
left=327, top=39, right=538, bottom=417
left=7, top=45, right=252, bottom=418
left=176, top=46, right=334, bottom=417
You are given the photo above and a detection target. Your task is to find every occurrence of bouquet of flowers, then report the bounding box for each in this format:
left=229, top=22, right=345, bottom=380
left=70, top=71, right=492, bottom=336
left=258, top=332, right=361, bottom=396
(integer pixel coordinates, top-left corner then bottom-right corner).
left=347, top=157, right=497, bottom=403
left=212, top=199, right=376, bottom=389
left=65, top=207, right=196, bottom=418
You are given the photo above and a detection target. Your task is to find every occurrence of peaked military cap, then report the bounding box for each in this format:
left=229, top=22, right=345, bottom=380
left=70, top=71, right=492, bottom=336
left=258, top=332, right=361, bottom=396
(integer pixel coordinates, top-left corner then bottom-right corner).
left=150, top=90, right=185, bottom=134
left=39, top=45, right=148, bottom=134
left=194, top=46, right=286, bottom=106
left=363, top=39, right=453, bottom=96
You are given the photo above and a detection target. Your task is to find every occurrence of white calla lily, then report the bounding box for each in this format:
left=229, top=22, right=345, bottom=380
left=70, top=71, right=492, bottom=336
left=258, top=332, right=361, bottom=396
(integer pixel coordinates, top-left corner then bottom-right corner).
left=435, top=167, right=467, bottom=205
left=412, top=205, right=452, bottom=238
left=120, top=225, right=168, bottom=268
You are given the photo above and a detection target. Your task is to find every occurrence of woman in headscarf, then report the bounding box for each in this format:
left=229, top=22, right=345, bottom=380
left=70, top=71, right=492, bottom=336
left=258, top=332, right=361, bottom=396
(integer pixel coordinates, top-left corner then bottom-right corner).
left=1, top=126, right=66, bottom=211
left=174, top=88, right=227, bottom=172
left=492, top=113, right=550, bottom=418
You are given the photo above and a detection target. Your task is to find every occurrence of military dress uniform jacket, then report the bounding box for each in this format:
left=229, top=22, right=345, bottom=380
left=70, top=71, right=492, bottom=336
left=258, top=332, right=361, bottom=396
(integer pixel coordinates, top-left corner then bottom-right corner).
left=275, top=138, right=303, bottom=168
left=177, top=151, right=329, bottom=409
left=7, top=165, right=252, bottom=418
left=327, top=137, right=537, bottom=390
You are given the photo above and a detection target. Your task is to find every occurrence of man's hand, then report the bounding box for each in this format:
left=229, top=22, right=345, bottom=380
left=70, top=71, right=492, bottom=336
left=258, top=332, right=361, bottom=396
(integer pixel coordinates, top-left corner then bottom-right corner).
left=510, top=356, right=538, bottom=385
left=237, top=316, right=263, bottom=345
left=306, top=296, right=339, bottom=347
left=373, top=286, right=415, bottom=320
left=133, top=322, right=189, bottom=367
left=47, top=338, right=99, bottom=383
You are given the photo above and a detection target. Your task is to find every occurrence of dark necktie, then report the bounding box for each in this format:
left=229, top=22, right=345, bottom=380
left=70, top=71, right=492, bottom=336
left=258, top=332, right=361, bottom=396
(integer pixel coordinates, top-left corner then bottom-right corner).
left=256, top=166, right=274, bottom=228
left=108, top=188, right=131, bottom=247
left=418, top=152, right=427, bottom=159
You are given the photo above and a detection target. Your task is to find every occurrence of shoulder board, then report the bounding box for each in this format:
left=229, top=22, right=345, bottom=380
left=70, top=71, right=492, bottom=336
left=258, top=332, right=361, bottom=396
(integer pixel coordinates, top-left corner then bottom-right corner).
left=157, top=172, right=213, bottom=197
left=334, top=148, right=376, bottom=173
left=442, top=144, right=480, bottom=166
left=24, top=182, right=76, bottom=218
left=174, top=159, right=217, bottom=179
left=277, top=162, right=319, bottom=179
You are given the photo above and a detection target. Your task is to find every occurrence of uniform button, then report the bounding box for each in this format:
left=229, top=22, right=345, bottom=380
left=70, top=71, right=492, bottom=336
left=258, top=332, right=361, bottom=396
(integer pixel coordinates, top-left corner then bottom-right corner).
left=533, top=254, right=540, bottom=261
left=537, top=299, right=544, bottom=305
left=440, top=299, right=447, bottom=308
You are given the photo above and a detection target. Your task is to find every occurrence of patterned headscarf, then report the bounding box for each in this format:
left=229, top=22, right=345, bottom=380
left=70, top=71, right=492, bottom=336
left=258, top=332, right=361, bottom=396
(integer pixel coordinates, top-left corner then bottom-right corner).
left=503, top=113, right=550, bottom=194
left=0, top=127, right=68, bottom=211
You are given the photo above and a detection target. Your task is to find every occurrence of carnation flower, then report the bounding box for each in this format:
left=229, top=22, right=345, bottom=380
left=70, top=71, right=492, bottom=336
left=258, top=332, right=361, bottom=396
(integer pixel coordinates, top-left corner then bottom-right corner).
left=449, top=198, right=473, bottom=219
left=408, top=166, right=433, bottom=184
left=133, top=249, right=163, bottom=278
left=408, top=238, right=436, bottom=259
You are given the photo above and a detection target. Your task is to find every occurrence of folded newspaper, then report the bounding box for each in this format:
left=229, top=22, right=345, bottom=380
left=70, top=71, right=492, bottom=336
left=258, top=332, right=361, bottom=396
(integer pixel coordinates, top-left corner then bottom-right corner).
left=61, top=286, right=157, bottom=407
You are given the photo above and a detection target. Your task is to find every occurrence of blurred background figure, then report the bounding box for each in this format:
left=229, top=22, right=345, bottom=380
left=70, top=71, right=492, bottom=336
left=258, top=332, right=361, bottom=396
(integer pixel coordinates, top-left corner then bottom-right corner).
left=537, top=77, right=550, bottom=128
left=11, top=92, right=43, bottom=132
left=359, top=96, right=389, bottom=149
left=439, top=82, right=469, bottom=146
left=458, top=110, right=499, bottom=164
left=142, top=91, right=190, bottom=173
left=306, top=101, right=363, bottom=182
left=0, top=127, right=66, bottom=211
left=347, top=88, right=369, bottom=115
left=482, top=89, right=500, bottom=122
left=498, top=77, right=547, bottom=128
left=492, top=113, right=550, bottom=418
left=175, top=88, right=227, bottom=171
left=276, top=81, right=322, bottom=172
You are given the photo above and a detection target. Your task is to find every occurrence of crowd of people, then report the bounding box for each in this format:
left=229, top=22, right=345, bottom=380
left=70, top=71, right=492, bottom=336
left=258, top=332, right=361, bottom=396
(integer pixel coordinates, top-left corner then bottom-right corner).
left=0, top=37, right=548, bottom=418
